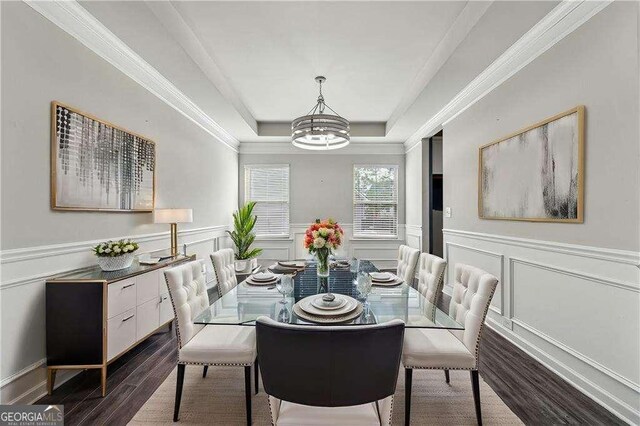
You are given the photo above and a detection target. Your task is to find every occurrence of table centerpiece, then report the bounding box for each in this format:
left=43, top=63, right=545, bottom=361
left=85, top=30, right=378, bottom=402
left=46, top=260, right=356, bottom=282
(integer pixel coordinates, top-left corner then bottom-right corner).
left=304, top=218, right=344, bottom=277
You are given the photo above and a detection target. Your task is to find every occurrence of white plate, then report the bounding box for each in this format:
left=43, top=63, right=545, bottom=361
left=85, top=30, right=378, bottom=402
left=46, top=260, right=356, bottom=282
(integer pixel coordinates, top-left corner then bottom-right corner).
left=245, top=277, right=278, bottom=286
left=278, top=261, right=305, bottom=268
left=293, top=303, right=364, bottom=324
left=299, top=295, right=358, bottom=317
left=372, top=277, right=404, bottom=287
left=370, top=272, right=394, bottom=282
left=252, top=272, right=275, bottom=282
left=311, top=296, right=348, bottom=311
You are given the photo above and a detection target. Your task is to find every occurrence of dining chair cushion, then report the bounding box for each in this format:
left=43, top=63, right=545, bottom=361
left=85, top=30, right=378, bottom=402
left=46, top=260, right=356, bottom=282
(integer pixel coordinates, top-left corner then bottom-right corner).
left=164, top=260, right=209, bottom=348
left=397, top=245, right=420, bottom=283
left=179, top=325, right=256, bottom=365
left=402, top=328, right=475, bottom=370
left=269, top=396, right=393, bottom=426
left=416, top=253, right=446, bottom=305
left=210, top=248, right=238, bottom=297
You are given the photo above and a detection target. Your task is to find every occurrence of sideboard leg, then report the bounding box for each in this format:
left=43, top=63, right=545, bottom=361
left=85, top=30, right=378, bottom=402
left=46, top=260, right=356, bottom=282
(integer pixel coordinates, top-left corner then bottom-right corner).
left=101, top=366, right=107, bottom=397
left=47, top=369, right=57, bottom=395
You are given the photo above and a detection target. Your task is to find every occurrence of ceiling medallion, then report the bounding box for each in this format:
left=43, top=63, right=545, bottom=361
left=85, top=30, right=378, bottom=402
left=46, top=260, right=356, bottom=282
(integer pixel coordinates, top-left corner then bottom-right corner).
left=291, top=76, right=350, bottom=150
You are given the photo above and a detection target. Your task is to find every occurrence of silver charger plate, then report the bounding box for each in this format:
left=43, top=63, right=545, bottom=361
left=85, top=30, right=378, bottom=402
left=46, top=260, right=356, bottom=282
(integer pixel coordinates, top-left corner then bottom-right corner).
left=293, top=302, right=364, bottom=324
left=372, top=277, right=404, bottom=287
left=299, top=295, right=358, bottom=317
left=245, top=277, right=278, bottom=286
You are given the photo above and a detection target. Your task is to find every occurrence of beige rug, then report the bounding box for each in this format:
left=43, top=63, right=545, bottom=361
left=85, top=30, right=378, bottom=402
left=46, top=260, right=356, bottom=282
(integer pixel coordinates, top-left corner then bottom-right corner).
left=130, top=366, right=522, bottom=425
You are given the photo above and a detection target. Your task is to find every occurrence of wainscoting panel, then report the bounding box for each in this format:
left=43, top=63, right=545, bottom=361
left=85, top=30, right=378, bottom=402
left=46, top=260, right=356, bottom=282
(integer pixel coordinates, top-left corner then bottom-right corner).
left=442, top=229, right=640, bottom=425
left=0, top=225, right=229, bottom=405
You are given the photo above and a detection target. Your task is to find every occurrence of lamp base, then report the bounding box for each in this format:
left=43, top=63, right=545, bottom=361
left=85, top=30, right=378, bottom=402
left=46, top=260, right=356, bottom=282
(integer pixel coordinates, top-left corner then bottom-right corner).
left=170, top=223, right=178, bottom=257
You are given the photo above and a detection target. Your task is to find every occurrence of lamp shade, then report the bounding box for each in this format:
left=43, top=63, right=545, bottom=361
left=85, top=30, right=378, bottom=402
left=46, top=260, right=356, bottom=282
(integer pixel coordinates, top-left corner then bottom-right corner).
left=153, top=208, right=193, bottom=224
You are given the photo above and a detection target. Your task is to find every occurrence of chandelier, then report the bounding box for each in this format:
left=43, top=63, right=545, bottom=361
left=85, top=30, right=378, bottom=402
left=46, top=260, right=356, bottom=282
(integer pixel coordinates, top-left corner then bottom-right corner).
left=291, top=76, right=350, bottom=150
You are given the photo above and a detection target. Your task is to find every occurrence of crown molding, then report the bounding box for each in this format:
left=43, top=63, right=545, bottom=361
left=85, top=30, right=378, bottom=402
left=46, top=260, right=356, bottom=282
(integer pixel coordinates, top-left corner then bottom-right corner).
left=404, top=0, right=612, bottom=153
left=239, top=141, right=406, bottom=156
left=387, top=1, right=492, bottom=134
left=144, top=1, right=258, bottom=134
left=24, top=0, right=240, bottom=152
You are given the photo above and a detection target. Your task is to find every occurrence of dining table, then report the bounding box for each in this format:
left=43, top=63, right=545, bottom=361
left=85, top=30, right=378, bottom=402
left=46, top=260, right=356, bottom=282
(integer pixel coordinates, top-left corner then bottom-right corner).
left=194, top=259, right=463, bottom=330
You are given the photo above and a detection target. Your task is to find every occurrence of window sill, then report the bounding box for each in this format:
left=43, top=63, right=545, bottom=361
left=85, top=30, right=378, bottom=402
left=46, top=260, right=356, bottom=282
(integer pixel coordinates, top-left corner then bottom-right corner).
left=254, top=235, right=294, bottom=241
left=349, top=236, right=401, bottom=242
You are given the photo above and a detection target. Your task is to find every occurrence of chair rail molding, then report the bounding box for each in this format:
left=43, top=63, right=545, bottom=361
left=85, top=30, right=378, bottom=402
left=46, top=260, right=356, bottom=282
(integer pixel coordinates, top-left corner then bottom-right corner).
left=443, top=228, right=640, bottom=425
left=23, top=0, right=239, bottom=152
left=405, top=0, right=612, bottom=152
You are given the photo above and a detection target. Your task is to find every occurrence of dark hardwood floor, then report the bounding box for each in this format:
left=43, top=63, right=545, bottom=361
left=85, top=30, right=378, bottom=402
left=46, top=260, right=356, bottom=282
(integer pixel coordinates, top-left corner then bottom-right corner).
left=37, top=293, right=626, bottom=425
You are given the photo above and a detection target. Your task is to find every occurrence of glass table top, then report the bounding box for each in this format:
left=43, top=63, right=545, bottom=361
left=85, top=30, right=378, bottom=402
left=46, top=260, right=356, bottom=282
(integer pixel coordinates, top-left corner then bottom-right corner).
left=194, top=260, right=463, bottom=329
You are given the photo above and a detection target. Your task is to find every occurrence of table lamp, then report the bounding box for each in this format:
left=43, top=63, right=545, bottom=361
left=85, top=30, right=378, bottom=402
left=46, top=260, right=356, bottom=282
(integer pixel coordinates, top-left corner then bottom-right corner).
left=153, top=208, right=193, bottom=257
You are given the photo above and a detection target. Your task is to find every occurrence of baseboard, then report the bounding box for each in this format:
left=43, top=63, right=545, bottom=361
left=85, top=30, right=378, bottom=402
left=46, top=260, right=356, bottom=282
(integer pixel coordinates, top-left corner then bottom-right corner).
left=1, top=363, right=78, bottom=405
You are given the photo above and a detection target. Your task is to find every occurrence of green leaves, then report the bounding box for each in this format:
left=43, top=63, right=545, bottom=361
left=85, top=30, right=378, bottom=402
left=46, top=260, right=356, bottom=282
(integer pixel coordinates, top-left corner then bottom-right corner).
left=226, top=201, right=263, bottom=260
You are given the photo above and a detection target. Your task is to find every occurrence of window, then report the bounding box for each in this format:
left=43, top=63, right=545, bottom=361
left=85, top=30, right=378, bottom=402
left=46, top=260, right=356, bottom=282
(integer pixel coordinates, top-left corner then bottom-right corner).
left=353, top=165, right=398, bottom=238
left=244, top=165, right=290, bottom=237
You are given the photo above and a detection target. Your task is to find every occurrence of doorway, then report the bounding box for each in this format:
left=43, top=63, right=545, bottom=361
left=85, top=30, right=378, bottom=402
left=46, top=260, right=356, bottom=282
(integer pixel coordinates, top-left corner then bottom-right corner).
left=428, top=132, right=443, bottom=257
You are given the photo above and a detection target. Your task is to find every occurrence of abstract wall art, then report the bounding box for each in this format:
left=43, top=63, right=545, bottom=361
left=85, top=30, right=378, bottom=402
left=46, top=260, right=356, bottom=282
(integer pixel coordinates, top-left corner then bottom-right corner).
left=51, top=102, right=155, bottom=211
left=479, top=106, right=584, bottom=222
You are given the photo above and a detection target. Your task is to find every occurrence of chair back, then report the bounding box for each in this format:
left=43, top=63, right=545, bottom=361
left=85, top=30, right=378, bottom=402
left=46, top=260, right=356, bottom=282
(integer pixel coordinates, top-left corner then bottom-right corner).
left=164, top=260, right=209, bottom=349
left=397, top=245, right=420, bottom=283
left=416, top=253, right=446, bottom=305
left=448, top=264, right=498, bottom=359
left=256, top=317, right=404, bottom=407
left=210, top=248, right=238, bottom=297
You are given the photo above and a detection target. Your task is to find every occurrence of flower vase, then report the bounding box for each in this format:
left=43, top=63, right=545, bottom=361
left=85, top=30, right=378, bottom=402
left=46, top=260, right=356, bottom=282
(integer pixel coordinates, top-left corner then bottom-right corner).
left=316, top=248, right=330, bottom=277
left=97, top=253, right=135, bottom=271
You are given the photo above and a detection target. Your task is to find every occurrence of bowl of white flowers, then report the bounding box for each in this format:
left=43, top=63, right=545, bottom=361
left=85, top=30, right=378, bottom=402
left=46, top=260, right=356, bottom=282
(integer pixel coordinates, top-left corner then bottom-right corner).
left=93, top=239, right=140, bottom=271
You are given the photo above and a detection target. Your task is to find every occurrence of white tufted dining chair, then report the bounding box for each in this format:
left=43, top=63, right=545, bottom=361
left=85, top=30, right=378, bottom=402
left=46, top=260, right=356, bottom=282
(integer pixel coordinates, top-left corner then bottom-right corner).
left=210, top=248, right=238, bottom=298
left=402, top=264, right=498, bottom=426
left=416, top=253, right=447, bottom=321
left=164, top=260, right=257, bottom=425
left=396, top=245, right=420, bottom=284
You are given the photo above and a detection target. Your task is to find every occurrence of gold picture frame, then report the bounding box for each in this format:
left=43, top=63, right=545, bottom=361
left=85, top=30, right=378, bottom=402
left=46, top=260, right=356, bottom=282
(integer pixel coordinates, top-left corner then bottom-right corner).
left=478, top=106, right=584, bottom=223
left=51, top=101, right=156, bottom=212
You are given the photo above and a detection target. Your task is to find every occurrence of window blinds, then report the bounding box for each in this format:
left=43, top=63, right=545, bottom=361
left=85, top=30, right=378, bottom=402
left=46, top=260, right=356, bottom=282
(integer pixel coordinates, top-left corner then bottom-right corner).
left=353, top=165, right=398, bottom=237
left=245, top=165, right=290, bottom=237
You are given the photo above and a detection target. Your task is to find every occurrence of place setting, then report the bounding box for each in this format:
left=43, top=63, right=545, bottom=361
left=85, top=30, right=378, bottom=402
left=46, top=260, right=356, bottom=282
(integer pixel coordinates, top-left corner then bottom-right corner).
left=268, top=260, right=306, bottom=274
left=369, top=271, right=404, bottom=287
left=293, top=292, right=364, bottom=324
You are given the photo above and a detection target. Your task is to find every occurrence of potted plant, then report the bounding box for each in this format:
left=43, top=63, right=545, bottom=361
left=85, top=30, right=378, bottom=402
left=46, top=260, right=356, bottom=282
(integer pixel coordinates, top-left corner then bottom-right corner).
left=227, top=201, right=263, bottom=273
left=92, top=239, right=139, bottom=271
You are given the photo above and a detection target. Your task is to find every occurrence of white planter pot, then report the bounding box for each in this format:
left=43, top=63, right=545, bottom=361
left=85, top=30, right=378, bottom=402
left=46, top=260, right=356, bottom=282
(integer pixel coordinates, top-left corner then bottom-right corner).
left=235, top=258, right=258, bottom=274
left=96, top=253, right=135, bottom=271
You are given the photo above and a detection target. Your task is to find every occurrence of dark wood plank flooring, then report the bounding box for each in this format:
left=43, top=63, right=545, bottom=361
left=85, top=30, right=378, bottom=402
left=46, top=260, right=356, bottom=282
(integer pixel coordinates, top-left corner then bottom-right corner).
left=37, top=301, right=626, bottom=425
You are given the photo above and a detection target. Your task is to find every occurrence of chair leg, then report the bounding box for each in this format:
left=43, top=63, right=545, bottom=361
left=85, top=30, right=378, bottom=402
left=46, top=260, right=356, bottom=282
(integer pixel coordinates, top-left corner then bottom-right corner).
left=244, top=365, right=252, bottom=426
left=173, top=364, right=186, bottom=422
left=405, top=368, right=412, bottom=426
left=444, top=369, right=450, bottom=384
left=202, top=366, right=208, bottom=378
left=470, top=370, right=482, bottom=426
left=254, top=360, right=259, bottom=394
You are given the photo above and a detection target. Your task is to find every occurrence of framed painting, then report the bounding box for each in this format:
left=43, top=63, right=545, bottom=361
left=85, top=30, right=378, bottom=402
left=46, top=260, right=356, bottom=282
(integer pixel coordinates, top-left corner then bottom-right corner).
left=51, top=101, right=156, bottom=212
left=478, top=106, right=584, bottom=222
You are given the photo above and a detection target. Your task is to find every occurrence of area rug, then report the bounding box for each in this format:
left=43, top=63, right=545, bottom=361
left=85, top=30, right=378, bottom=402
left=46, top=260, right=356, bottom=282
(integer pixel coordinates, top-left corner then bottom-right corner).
left=129, top=366, right=523, bottom=425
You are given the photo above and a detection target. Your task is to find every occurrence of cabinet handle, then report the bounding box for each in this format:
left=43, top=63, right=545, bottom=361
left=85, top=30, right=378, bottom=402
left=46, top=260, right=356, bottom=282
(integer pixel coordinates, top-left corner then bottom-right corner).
left=122, top=314, right=135, bottom=322
left=159, top=296, right=168, bottom=304
left=122, top=283, right=135, bottom=290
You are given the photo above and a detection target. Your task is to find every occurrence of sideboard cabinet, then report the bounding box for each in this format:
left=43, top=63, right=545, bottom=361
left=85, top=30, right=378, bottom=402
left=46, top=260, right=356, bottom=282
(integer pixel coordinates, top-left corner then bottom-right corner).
left=46, top=255, right=194, bottom=396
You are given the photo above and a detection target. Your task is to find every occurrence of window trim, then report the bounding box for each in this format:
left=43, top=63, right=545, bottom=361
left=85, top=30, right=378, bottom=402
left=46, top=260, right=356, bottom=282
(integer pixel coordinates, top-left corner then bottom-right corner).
left=352, top=164, right=399, bottom=239
left=244, top=164, right=290, bottom=238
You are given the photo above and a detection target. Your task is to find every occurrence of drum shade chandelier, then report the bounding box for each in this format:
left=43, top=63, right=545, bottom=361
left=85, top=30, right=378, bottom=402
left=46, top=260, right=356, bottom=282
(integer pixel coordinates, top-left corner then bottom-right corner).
left=291, top=76, right=350, bottom=150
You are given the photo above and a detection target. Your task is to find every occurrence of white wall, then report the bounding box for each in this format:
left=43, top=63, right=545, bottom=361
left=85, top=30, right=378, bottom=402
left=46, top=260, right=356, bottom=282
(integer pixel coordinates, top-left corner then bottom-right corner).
left=0, top=2, right=238, bottom=403
left=239, top=145, right=406, bottom=268
left=405, top=141, right=423, bottom=252
left=442, top=3, right=640, bottom=423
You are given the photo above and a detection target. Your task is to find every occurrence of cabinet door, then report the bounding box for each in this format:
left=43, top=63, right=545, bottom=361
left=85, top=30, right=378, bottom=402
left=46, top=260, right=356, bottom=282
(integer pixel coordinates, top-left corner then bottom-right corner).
left=157, top=267, right=169, bottom=294
left=159, top=292, right=175, bottom=325
left=108, top=279, right=136, bottom=319
left=137, top=270, right=159, bottom=305
left=136, top=298, right=160, bottom=340
left=107, top=308, right=136, bottom=361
